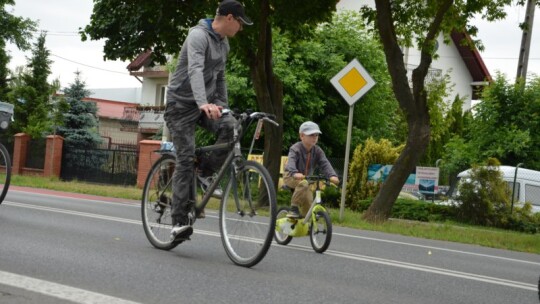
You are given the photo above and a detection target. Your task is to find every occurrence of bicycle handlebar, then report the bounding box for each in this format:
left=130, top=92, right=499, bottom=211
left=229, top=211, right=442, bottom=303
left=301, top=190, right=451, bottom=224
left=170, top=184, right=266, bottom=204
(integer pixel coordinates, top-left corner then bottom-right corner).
left=304, top=174, right=340, bottom=187
left=223, top=109, right=279, bottom=127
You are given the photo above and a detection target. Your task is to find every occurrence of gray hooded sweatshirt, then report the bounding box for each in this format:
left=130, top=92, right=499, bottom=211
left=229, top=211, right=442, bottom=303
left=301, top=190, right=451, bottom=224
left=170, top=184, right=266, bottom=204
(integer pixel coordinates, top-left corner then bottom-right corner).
left=167, top=19, right=230, bottom=108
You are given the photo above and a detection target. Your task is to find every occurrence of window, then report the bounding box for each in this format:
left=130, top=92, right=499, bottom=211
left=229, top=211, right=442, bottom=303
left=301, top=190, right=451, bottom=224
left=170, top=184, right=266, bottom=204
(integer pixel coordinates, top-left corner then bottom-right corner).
left=525, top=184, right=540, bottom=207
left=159, top=85, right=167, bottom=106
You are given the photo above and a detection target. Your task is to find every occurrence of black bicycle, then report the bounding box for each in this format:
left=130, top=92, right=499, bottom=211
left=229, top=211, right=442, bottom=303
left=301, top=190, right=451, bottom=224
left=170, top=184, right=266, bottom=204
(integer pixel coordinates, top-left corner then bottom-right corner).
left=0, top=101, right=13, bottom=205
left=141, top=109, right=279, bottom=267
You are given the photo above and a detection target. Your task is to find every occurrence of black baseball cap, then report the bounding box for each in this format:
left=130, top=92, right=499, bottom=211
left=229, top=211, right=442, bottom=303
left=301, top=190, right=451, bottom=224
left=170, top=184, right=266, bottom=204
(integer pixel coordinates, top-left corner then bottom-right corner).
left=217, top=0, right=253, bottom=25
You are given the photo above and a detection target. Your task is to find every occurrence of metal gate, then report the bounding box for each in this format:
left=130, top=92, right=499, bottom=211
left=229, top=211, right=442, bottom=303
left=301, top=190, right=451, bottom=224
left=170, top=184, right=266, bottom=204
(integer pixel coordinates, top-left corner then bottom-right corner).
left=61, top=147, right=138, bottom=186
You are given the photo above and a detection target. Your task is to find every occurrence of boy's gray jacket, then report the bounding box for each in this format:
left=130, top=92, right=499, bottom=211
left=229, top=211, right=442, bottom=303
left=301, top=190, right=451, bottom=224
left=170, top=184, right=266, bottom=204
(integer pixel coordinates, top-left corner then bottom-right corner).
left=284, top=142, right=338, bottom=178
left=167, top=19, right=230, bottom=108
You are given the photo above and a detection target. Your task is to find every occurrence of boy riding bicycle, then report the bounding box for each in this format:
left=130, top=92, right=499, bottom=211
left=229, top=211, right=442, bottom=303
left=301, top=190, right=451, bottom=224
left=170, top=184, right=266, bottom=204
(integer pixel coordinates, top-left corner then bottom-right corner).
left=283, top=121, right=340, bottom=218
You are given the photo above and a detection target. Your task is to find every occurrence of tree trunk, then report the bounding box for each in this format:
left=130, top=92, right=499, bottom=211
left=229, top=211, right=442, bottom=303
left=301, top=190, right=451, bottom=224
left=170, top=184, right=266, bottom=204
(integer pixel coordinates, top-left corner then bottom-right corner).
left=363, top=118, right=430, bottom=222
left=248, top=0, right=284, bottom=191
left=363, top=0, right=451, bottom=222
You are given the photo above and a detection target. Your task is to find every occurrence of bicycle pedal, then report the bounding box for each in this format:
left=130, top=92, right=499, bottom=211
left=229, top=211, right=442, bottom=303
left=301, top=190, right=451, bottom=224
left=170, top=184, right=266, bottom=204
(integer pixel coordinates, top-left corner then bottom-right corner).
left=171, top=226, right=193, bottom=242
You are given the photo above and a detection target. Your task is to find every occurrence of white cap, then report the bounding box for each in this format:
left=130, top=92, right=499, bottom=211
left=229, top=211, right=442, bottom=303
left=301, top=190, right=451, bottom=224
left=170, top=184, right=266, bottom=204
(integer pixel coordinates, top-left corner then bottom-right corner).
left=299, top=121, right=322, bottom=135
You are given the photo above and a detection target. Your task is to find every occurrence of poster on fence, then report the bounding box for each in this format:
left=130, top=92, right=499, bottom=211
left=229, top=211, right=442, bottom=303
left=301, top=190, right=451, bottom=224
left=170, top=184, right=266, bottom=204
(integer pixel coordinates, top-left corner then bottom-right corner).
left=368, top=164, right=439, bottom=193
left=415, top=166, right=439, bottom=194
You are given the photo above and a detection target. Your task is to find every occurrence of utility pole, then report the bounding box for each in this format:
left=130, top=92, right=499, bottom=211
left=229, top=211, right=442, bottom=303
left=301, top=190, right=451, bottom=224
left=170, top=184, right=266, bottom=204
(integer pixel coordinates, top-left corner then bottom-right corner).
left=516, top=0, right=536, bottom=84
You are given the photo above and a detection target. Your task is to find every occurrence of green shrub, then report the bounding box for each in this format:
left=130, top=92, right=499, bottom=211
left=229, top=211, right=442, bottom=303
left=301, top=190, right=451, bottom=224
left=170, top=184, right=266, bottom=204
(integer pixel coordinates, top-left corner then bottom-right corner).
left=349, top=198, right=372, bottom=212
left=322, top=185, right=341, bottom=208
left=391, top=199, right=456, bottom=222
left=456, top=160, right=511, bottom=225
left=455, top=159, right=540, bottom=233
left=349, top=197, right=456, bottom=222
left=277, top=189, right=292, bottom=208
left=346, top=138, right=403, bottom=205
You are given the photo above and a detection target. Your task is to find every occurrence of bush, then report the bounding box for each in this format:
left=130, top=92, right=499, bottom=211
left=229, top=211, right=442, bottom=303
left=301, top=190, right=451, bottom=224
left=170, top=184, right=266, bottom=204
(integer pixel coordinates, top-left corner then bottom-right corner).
left=349, top=197, right=456, bottom=222
left=346, top=138, right=403, bottom=205
left=391, top=199, right=456, bottom=222
left=455, top=159, right=540, bottom=233
left=456, top=160, right=511, bottom=225
left=349, top=198, right=372, bottom=212
left=277, top=189, right=292, bottom=208
left=322, top=185, right=341, bottom=208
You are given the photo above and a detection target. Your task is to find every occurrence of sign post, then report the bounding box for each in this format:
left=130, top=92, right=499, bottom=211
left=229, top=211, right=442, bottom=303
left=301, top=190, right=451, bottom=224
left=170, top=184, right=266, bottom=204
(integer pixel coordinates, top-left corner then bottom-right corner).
left=330, top=59, right=376, bottom=221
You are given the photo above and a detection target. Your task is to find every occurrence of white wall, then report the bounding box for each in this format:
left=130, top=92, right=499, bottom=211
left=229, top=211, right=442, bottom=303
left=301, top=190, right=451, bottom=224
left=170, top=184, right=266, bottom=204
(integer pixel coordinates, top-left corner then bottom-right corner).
left=406, top=37, right=474, bottom=111
left=89, top=87, right=142, bottom=104
left=141, top=78, right=169, bottom=106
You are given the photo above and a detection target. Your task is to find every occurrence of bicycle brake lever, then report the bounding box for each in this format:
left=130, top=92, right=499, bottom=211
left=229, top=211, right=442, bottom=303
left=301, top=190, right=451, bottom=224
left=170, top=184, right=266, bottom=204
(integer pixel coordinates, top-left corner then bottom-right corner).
left=262, top=116, right=279, bottom=127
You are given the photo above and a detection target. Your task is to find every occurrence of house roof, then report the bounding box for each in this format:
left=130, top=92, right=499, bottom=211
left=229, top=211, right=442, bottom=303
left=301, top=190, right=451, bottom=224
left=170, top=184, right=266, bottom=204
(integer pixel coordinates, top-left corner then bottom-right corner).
left=451, top=31, right=492, bottom=83
left=126, top=50, right=168, bottom=78
left=82, top=97, right=138, bottom=120
left=126, top=50, right=153, bottom=72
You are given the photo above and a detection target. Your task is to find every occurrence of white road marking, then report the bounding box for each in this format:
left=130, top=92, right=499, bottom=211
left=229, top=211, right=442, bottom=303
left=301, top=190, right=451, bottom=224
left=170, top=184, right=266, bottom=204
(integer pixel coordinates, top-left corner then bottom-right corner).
left=333, top=232, right=540, bottom=266
left=0, top=270, right=143, bottom=304
left=4, top=200, right=538, bottom=293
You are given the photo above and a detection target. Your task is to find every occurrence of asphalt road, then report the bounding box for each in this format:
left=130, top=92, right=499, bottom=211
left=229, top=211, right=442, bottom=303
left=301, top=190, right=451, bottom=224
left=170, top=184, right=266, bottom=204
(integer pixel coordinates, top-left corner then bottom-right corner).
left=0, top=187, right=538, bottom=304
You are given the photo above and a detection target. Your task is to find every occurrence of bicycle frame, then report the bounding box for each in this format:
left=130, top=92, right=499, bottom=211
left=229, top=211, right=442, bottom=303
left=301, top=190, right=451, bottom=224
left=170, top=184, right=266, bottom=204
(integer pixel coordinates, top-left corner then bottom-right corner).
left=276, top=177, right=330, bottom=237
left=159, top=111, right=278, bottom=219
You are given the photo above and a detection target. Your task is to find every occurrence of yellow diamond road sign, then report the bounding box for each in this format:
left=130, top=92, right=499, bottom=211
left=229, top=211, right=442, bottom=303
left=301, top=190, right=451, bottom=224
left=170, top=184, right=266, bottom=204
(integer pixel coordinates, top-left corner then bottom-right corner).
left=331, top=59, right=376, bottom=105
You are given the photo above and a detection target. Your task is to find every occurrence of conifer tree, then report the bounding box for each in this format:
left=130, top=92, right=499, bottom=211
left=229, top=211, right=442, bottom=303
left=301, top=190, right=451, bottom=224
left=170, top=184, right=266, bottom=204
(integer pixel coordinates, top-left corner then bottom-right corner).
left=8, top=33, right=55, bottom=138
left=56, top=71, right=102, bottom=150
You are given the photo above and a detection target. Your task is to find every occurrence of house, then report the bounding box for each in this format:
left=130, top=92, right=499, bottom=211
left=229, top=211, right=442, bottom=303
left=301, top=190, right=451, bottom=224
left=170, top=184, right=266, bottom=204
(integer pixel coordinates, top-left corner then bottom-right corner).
left=127, top=50, right=169, bottom=107
left=82, top=97, right=140, bottom=149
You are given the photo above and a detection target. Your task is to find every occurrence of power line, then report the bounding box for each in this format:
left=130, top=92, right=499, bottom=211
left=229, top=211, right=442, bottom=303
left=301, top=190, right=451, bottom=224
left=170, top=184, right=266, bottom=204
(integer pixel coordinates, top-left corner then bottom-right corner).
left=50, top=54, right=130, bottom=76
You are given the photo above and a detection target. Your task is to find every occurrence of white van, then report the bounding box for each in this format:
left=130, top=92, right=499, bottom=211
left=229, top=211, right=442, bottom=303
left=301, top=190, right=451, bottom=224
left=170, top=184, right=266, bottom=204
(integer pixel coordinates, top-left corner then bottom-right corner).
left=453, top=166, right=540, bottom=213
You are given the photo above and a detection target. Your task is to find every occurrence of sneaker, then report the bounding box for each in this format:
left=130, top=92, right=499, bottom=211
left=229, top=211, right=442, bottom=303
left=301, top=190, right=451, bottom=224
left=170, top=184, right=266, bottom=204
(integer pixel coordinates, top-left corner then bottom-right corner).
left=287, top=206, right=301, bottom=218
left=197, top=174, right=223, bottom=199
left=170, top=222, right=193, bottom=241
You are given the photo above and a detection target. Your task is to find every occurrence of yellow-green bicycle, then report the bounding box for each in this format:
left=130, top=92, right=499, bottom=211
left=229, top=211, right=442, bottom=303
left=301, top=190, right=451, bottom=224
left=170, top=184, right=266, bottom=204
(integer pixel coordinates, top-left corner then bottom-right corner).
left=274, top=175, right=333, bottom=253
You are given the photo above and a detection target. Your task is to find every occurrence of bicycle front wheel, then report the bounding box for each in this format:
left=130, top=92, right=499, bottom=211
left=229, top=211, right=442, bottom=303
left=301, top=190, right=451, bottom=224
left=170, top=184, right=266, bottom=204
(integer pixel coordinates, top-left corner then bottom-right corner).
left=0, top=143, right=11, bottom=205
left=220, top=160, right=277, bottom=267
left=309, top=211, right=332, bottom=253
left=141, top=154, right=179, bottom=250
left=274, top=207, right=293, bottom=245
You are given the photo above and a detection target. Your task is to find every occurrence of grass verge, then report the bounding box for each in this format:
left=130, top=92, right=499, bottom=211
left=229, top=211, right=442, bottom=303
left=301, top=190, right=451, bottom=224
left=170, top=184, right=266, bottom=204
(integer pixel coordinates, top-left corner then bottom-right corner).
left=6, top=175, right=540, bottom=254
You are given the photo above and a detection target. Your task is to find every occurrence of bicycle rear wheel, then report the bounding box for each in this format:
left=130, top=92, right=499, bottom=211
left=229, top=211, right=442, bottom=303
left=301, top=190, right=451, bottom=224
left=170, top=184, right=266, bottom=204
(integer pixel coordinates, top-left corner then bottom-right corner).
left=0, top=143, right=11, bottom=205
left=309, top=211, right=332, bottom=253
left=141, top=154, right=180, bottom=250
left=219, top=160, right=277, bottom=267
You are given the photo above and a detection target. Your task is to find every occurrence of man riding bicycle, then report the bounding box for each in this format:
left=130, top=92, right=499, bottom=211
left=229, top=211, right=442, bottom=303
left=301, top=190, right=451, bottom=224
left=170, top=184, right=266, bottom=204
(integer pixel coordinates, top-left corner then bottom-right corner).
left=164, top=0, right=253, bottom=241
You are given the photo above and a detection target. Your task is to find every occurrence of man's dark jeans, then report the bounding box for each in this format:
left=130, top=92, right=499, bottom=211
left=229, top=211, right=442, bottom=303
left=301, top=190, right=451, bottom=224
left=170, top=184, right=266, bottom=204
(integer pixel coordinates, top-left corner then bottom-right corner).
left=164, top=100, right=235, bottom=224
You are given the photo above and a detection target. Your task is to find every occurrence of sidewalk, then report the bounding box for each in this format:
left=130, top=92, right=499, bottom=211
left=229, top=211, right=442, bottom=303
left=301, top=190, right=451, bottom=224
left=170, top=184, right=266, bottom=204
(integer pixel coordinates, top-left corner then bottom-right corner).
left=7, top=185, right=140, bottom=205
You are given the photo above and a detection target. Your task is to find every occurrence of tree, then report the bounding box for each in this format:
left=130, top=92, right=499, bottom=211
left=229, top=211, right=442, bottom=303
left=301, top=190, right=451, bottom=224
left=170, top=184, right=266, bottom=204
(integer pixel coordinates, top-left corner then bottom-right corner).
left=8, top=32, right=55, bottom=138
left=56, top=72, right=101, bottom=150
left=0, top=0, right=36, bottom=102
left=81, top=0, right=337, bottom=189
left=226, top=11, right=401, bottom=157
left=0, top=42, right=9, bottom=102
left=359, top=0, right=517, bottom=222
left=442, top=73, right=540, bottom=172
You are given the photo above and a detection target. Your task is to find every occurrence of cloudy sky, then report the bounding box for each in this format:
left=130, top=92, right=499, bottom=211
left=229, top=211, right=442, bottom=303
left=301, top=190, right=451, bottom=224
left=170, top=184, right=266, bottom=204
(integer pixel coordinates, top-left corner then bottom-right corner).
left=5, top=0, right=539, bottom=90
left=6, top=0, right=141, bottom=89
